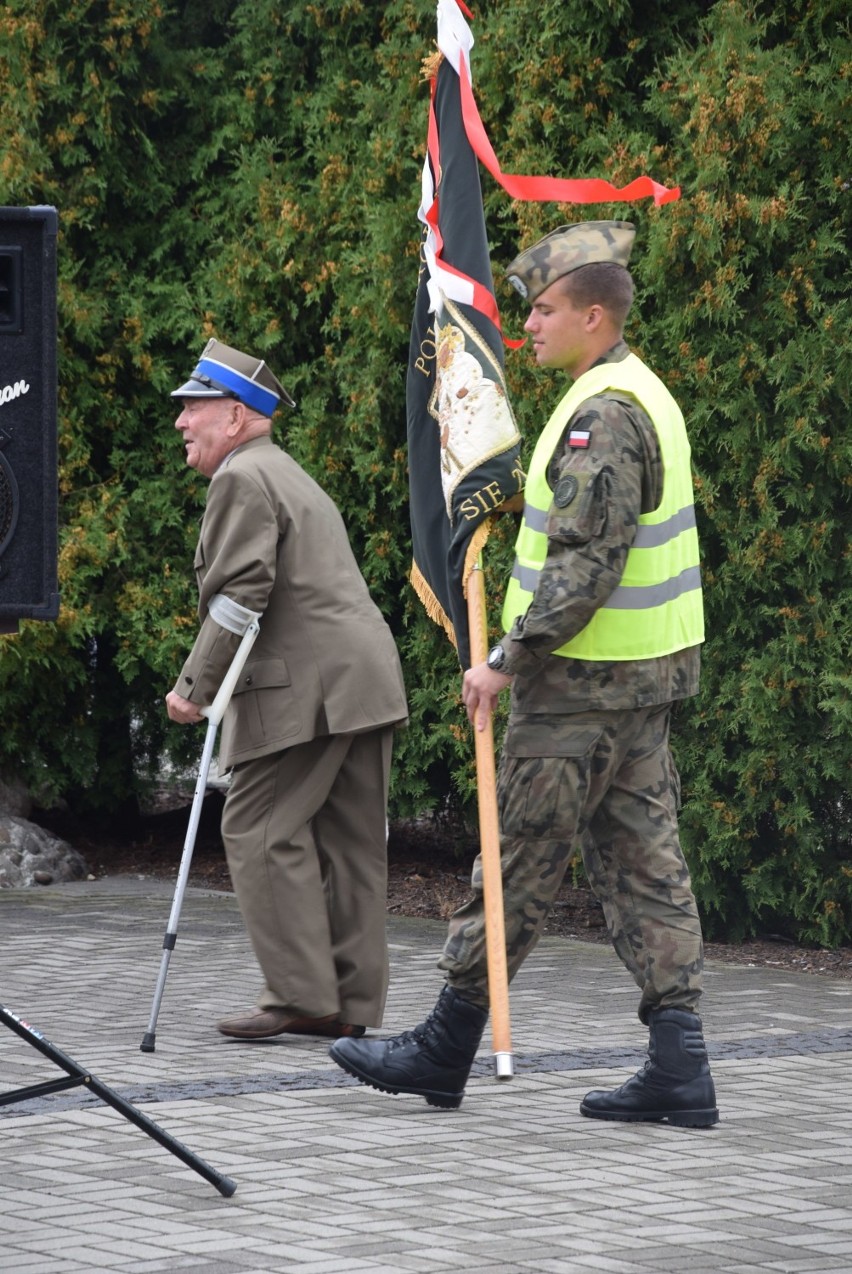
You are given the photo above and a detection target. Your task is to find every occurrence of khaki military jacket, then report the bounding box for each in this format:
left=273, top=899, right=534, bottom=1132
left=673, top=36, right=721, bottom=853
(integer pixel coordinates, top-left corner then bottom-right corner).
left=174, top=436, right=408, bottom=768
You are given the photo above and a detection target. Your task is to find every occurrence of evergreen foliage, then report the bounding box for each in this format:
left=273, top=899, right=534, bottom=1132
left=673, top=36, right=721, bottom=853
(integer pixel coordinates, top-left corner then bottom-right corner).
left=0, top=0, right=848, bottom=942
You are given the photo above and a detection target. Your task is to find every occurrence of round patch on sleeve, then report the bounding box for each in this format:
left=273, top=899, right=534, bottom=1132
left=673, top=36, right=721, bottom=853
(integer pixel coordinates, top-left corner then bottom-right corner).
left=553, top=474, right=579, bottom=508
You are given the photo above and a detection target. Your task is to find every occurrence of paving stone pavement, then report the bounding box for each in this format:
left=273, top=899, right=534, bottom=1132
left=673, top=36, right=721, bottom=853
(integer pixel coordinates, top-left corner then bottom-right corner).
left=1, top=876, right=851, bottom=1274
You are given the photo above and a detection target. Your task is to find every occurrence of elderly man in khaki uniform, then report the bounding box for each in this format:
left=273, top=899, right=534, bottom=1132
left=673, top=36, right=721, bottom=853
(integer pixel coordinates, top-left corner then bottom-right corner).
left=330, top=222, right=718, bottom=1127
left=167, top=339, right=408, bottom=1039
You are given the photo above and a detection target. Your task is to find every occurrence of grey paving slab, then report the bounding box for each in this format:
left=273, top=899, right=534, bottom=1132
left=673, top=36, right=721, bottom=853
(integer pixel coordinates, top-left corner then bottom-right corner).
left=1, top=877, right=851, bottom=1273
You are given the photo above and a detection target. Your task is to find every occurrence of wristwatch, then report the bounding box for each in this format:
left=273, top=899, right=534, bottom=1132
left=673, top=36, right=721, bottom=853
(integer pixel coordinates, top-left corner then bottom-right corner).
left=486, top=643, right=507, bottom=672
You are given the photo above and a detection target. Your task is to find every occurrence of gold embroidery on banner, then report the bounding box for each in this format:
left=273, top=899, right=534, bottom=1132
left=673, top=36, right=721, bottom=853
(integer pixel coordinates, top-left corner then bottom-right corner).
left=430, top=298, right=521, bottom=518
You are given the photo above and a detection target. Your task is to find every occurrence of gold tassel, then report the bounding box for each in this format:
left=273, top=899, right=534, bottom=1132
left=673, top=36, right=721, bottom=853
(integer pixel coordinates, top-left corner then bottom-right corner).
left=421, top=49, right=444, bottom=82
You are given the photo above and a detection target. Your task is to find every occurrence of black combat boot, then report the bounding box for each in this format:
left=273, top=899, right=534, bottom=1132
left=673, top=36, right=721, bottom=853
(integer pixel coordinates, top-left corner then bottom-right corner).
left=329, top=985, right=488, bottom=1109
left=580, top=1007, right=719, bottom=1128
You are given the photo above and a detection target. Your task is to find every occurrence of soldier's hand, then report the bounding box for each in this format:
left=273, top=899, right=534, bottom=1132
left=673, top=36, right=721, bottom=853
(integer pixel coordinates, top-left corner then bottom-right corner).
left=462, top=662, right=512, bottom=732
left=165, top=690, right=205, bottom=725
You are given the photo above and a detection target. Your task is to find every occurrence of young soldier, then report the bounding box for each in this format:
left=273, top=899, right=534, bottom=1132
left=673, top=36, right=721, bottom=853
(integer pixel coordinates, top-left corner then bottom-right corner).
left=330, top=222, right=718, bottom=1128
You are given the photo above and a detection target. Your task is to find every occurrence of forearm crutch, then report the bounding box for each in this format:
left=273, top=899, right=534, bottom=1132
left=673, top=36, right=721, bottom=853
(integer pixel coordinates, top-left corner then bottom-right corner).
left=1, top=1002, right=236, bottom=1196
left=141, top=595, right=261, bottom=1053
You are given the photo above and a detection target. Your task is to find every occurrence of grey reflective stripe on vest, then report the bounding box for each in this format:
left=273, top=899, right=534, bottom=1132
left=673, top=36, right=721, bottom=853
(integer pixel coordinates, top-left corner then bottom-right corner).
left=598, top=565, right=702, bottom=610
left=519, top=500, right=695, bottom=543
left=510, top=561, right=541, bottom=593
left=510, top=562, right=702, bottom=610
left=523, top=503, right=548, bottom=533
left=632, top=504, right=697, bottom=548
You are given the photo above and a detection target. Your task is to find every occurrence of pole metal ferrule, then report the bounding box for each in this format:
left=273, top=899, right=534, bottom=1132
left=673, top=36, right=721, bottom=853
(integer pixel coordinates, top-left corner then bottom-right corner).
left=493, top=1051, right=514, bottom=1080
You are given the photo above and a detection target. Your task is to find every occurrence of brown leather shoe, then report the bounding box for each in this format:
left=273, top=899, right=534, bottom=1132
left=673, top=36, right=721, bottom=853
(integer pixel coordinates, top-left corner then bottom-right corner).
left=217, top=1008, right=366, bottom=1040
left=285, top=1017, right=366, bottom=1039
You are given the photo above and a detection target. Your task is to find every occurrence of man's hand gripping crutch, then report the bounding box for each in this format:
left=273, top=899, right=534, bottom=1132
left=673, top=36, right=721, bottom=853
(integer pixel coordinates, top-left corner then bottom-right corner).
left=140, top=594, right=261, bottom=1053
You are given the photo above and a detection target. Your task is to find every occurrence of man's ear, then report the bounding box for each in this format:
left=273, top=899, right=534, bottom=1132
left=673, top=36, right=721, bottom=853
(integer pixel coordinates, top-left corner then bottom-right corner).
left=227, top=400, right=246, bottom=437
left=585, top=304, right=605, bottom=332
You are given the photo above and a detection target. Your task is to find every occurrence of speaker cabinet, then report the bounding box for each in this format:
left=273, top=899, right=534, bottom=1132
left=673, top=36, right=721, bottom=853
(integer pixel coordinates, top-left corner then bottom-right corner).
left=0, top=206, right=59, bottom=631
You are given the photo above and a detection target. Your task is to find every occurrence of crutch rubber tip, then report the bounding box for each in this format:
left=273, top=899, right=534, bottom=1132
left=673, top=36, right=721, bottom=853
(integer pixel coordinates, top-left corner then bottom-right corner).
left=140, top=1033, right=156, bottom=1053
left=218, top=1176, right=238, bottom=1198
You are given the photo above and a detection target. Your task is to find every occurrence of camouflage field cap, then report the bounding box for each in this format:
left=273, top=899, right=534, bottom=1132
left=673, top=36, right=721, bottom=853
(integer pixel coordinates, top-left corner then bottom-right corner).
left=171, top=338, right=296, bottom=416
left=505, top=220, right=636, bottom=302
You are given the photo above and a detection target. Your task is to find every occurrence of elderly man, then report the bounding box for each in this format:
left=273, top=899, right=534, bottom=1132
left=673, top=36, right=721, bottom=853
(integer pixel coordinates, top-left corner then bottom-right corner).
left=330, top=222, right=718, bottom=1127
left=167, top=339, right=408, bottom=1040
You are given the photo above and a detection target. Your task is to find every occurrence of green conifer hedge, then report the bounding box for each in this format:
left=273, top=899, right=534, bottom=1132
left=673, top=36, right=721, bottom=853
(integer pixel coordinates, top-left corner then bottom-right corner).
left=0, top=0, right=849, bottom=943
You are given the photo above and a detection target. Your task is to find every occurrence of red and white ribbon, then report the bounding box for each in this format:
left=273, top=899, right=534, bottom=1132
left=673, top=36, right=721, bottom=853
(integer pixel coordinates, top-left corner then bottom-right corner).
left=419, top=0, right=680, bottom=332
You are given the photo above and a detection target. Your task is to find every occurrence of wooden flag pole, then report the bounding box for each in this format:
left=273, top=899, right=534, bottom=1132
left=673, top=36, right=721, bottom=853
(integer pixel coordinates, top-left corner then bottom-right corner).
left=467, top=559, right=513, bottom=1080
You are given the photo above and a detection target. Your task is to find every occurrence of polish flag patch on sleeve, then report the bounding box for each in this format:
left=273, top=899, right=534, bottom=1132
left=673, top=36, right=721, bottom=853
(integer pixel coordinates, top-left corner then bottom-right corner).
left=568, top=428, right=591, bottom=448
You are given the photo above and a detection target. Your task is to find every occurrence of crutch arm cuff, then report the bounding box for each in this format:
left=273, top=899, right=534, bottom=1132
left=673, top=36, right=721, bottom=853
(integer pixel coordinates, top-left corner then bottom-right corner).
left=207, top=593, right=262, bottom=636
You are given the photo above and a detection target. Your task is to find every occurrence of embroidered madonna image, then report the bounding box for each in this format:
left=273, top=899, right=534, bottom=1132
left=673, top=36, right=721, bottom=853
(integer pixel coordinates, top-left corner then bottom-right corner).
left=433, top=318, right=517, bottom=516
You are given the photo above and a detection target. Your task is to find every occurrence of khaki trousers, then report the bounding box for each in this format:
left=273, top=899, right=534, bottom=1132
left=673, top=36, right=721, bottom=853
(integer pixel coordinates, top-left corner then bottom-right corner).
left=221, top=726, right=394, bottom=1026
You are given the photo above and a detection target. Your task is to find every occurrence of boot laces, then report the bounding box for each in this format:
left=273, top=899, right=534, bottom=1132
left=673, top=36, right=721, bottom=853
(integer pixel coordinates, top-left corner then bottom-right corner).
left=387, top=1020, right=437, bottom=1053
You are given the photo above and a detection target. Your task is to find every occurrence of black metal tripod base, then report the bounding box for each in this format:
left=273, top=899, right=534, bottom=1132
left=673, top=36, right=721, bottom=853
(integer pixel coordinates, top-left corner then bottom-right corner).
left=0, top=1002, right=236, bottom=1197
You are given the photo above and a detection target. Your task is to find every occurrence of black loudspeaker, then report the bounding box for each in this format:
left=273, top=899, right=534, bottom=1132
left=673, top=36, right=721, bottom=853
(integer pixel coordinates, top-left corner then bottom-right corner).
left=0, top=206, right=59, bottom=633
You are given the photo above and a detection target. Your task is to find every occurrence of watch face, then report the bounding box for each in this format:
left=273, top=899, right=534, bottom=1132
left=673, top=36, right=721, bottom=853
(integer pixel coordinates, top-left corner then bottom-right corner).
left=487, top=645, right=505, bottom=671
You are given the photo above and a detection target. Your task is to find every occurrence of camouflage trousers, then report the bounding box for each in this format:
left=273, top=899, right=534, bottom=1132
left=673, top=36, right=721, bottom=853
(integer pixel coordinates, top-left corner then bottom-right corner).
left=438, top=702, right=704, bottom=1023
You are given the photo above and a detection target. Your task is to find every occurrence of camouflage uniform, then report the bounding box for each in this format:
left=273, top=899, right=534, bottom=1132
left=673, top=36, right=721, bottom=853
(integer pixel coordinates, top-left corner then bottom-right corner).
left=439, top=340, right=705, bottom=1024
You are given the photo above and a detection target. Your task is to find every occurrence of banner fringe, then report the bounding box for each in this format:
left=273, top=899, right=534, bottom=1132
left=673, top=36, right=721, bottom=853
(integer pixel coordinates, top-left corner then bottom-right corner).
left=462, top=519, right=494, bottom=599
left=410, top=561, right=459, bottom=651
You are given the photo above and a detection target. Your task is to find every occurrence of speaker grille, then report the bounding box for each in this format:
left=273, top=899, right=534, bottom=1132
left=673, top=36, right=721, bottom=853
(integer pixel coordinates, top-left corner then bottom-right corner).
left=0, top=205, right=58, bottom=619
left=0, top=452, right=19, bottom=560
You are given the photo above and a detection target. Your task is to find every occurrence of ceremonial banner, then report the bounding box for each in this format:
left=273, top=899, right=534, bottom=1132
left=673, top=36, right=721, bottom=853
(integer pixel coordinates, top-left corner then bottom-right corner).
left=407, top=40, right=522, bottom=672
left=407, top=1, right=679, bottom=670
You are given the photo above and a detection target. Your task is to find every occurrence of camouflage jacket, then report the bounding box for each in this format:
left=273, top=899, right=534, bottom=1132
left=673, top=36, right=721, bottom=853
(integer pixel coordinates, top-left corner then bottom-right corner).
left=502, top=341, right=701, bottom=713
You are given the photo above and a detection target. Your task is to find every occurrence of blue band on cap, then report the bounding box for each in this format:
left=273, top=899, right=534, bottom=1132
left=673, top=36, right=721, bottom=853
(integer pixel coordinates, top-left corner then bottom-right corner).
left=195, top=357, right=279, bottom=417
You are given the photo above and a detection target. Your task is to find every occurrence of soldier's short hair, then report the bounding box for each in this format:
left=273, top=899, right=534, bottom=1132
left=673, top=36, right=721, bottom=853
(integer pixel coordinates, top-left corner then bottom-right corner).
left=561, top=262, right=635, bottom=327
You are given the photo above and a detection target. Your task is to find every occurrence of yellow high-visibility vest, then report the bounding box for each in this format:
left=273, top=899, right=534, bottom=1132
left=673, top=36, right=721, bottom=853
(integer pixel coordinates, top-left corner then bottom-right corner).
left=502, top=353, right=704, bottom=660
